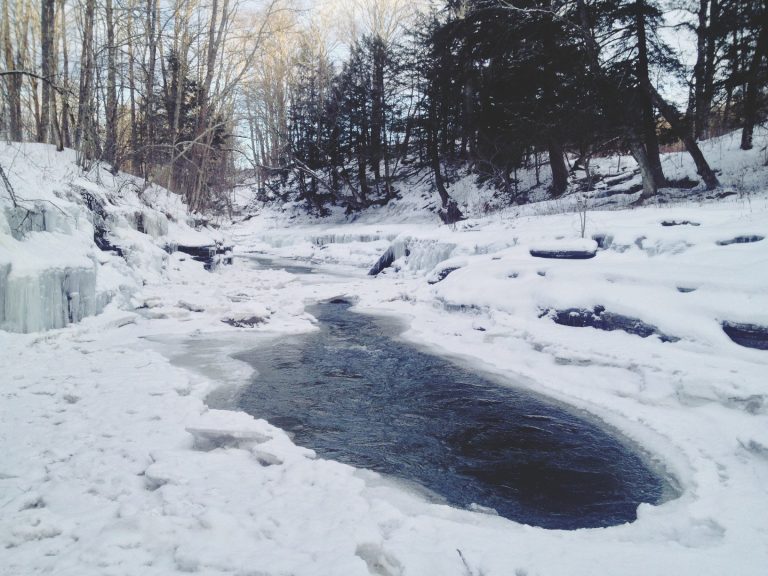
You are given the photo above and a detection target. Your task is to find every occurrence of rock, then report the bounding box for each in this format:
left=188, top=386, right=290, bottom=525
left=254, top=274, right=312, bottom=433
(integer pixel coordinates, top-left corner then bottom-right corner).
left=438, top=200, right=465, bottom=225
left=369, top=246, right=396, bottom=275
left=222, top=316, right=265, bottom=328
left=722, top=321, right=768, bottom=350
left=428, top=267, right=460, bottom=284
left=530, top=239, right=597, bottom=260
left=369, top=240, right=409, bottom=276
left=166, top=243, right=234, bottom=270
left=661, top=220, right=700, bottom=227
left=178, top=300, right=205, bottom=313
left=592, top=234, right=613, bottom=249
left=328, top=297, right=352, bottom=305
left=530, top=248, right=596, bottom=260
left=222, top=304, right=271, bottom=327
left=716, top=235, right=764, bottom=246
left=544, top=306, right=679, bottom=342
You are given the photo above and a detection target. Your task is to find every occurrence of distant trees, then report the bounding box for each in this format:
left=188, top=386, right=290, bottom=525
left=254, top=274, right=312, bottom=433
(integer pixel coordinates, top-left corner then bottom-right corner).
left=681, top=0, right=768, bottom=150
left=270, top=0, right=753, bottom=212
left=0, top=0, right=766, bottom=214
left=0, top=0, right=281, bottom=213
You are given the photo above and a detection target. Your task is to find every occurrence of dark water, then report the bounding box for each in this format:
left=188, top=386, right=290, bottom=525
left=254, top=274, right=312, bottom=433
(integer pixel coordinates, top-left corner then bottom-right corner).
left=235, top=299, right=669, bottom=529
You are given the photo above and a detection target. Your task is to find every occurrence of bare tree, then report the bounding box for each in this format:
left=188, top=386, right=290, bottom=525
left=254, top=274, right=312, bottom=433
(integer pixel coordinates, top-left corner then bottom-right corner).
left=103, top=0, right=118, bottom=170
left=75, top=0, right=96, bottom=164
left=740, top=0, right=768, bottom=151
left=40, top=0, right=55, bottom=143
left=58, top=0, right=70, bottom=148
left=3, top=0, right=23, bottom=140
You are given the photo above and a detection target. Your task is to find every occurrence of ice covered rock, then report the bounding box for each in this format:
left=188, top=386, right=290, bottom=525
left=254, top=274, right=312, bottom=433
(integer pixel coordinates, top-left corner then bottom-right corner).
left=1, top=265, right=107, bottom=333
left=186, top=409, right=272, bottom=450
left=369, top=237, right=457, bottom=276
left=312, top=232, right=397, bottom=245
left=661, top=220, right=700, bottom=227
left=543, top=305, right=680, bottom=342
left=369, top=238, right=410, bottom=275
left=427, top=266, right=461, bottom=284
left=178, top=299, right=206, bottom=313
left=722, top=321, right=768, bottom=350
left=221, top=303, right=271, bottom=327
left=166, top=242, right=233, bottom=271
left=3, top=202, right=73, bottom=239
left=427, top=259, right=467, bottom=285
left=716, top=235, right=764, bottom=246
left=130, top=208, right=169, bottom=238
left=529, top=239, right=598, bottom=260
left=591, top=233, right=613, bottom=249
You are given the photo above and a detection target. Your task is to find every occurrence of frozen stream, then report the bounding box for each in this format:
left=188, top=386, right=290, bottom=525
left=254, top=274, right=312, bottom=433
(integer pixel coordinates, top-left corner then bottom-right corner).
left=233, top=297, right=670, bottom=530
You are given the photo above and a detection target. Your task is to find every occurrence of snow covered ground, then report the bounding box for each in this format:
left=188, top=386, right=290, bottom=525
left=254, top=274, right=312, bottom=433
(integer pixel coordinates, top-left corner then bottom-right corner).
left=2, top=131, right=768, bottom=575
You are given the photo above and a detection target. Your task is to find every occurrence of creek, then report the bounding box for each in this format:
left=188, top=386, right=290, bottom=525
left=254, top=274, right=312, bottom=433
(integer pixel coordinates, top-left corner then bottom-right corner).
left=234, top=297, right=669, bottom=529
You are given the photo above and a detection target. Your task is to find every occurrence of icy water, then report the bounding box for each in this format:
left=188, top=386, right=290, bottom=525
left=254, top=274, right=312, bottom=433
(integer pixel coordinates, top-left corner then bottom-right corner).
left=235, top=299, right=669, bottom=529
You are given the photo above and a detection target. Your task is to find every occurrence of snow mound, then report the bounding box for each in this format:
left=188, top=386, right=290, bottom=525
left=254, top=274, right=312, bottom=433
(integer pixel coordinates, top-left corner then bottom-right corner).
left=529, top=239, right=598, bottom=259
left=221, top=303, right=272, bottom=327
left=186, top=409, right=273, bottom=450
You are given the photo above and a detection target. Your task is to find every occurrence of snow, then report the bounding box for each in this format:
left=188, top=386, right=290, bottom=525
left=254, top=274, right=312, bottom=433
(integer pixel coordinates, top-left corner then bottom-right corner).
left=0, top=142, right=218, bottom=333
left=529, top=238, right=598, bottom=253
left=2, top=129, right=768, bottom=575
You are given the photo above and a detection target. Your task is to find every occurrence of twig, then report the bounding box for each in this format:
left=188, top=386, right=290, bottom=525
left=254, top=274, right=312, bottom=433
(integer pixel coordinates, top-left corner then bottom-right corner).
left=0, top=163, right=18, bottom=208
left=0, top=70, right=75, bottom=96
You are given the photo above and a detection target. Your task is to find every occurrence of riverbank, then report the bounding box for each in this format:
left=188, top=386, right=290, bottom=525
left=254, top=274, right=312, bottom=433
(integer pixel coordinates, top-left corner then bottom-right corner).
left=3, top=189, right=768, bottom=575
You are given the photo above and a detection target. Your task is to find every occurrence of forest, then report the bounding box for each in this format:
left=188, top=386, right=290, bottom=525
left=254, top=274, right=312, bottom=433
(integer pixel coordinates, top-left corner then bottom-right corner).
left=1, top=0, right=767, bottom=217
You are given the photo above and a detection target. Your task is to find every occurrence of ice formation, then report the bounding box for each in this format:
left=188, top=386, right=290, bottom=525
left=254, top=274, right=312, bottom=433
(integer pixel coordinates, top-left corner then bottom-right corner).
left=0, top=143, right=219, bottom=333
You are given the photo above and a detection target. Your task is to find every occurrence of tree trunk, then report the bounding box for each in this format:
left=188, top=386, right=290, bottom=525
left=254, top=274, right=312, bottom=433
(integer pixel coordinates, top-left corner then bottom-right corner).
left=740, top=1, right=768, bottom=151
left=548, top=140, right=569, bottom=196
left=690, top=0, right=708, bottom=139
left=429, top=138, right=449, bottom=208
left=75, top=0, right=95, bottom=164
left=104, top=0, right=118, bottom=171
left=190, top=0, right=229, bottom=210
left=40, top=0, right=55, bottom=143
left=627, top=130, right=658, bottom=200
left=702, top=0, right=719, bottom=138
left=58, top=0, right=70, bottom=148
left=51, top=87, right=63, bottom=151
left=370, top=38, right=385, bottom=187
left=643, top=80, right=720, bottom=189
left=356, top=133, right=369, bottom=204
left=141, top=0, right=159, bottom=177
left=428, top=98, right=450, bottom=208
left=461, top=65, right=476, bottom=162
left=635, top=0, right=665, bottom=187
left=3, top=0, right=22, bottom=140
left=168, top=4, right=190, bottom=192
left=126, top=0, right=137, bottom=170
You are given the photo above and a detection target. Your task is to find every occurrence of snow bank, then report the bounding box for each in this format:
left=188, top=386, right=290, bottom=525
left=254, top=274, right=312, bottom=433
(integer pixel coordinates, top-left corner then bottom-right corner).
left=0, top=143, right=220, bottom=333
left=3, top=128, right=768, bottom=576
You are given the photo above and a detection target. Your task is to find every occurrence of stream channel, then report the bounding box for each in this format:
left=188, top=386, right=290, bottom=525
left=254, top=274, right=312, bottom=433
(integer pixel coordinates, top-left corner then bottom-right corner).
left=218, top=255, right=673, bottom=530
left=152, top=254, right=676, bottom=530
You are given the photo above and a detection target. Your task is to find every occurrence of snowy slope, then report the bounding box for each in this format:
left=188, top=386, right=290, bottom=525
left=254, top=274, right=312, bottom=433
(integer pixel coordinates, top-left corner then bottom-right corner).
left=0, top=143, right=220, bottom=333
